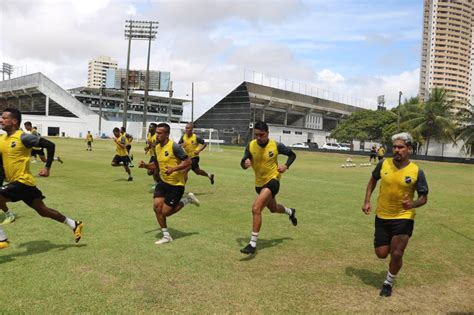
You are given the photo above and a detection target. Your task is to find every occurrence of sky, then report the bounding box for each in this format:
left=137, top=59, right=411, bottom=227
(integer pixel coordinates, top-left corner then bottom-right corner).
left=0, top=0, right=424, bottom=120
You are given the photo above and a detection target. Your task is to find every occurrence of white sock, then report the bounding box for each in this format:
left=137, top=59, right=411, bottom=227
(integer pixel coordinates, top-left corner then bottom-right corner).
left=0, top=226, right=7, bottom=241
left=384, top=271, right=397, bottom=286
left=5, top=210, right=14, bottom=217
left=181, top=196, right=191, bottom=206
left=162, top=228, right=171, bottom=239
left=284, top=207, right=293, bottom=216
left=249, top=232, right=259, bottom=247
left=63, top=217, right=76, bottom=230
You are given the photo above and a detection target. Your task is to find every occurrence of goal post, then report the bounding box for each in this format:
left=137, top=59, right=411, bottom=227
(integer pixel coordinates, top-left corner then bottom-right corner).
left=194, top=128, right=224, bottom=152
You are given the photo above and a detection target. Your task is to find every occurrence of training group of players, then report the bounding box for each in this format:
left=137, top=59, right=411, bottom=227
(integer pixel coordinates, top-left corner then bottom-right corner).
left=0, top=108, right=429, bottom=298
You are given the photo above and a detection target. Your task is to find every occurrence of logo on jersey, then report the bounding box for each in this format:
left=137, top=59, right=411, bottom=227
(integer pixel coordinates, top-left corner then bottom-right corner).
left=164, top=151, right=169, bottom=157
left=404, top=176, right=412, bottom=184
left=11, top=141, right=16, bottom=148
left=268, top=151, right=274, bottom=158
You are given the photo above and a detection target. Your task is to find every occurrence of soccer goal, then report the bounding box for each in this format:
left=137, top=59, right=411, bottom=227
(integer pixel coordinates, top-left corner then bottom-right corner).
left=195, top=128, right=224, bottom=152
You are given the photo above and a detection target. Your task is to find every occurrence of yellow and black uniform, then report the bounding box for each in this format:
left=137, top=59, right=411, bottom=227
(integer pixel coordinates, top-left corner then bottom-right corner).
left=179, top=133, right=205, bottom=170
left=0, top=130, right=55, bottom=205
left=154, top=140, right=188, bottom=207
left=86, top=133, right=93, bottom=145
left=240, top=139, right=296, bottom=197
left=112, top=133, right=131, bottom=165
left=377, top=147, right=385, bottom=161
left=146, top=132, right=157, bottom=163
left=372, top=158, right=429, bottom=247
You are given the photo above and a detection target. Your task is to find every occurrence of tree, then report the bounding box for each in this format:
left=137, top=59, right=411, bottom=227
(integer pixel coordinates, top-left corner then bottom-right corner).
left=330, top=109, right=397, bottom=143
left=402, top=88, right=456, bottom=155
left=455, top=103, right=474, bottom=156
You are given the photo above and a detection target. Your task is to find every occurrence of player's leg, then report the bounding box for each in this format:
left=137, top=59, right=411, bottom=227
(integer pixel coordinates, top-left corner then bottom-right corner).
left=0, top=225, right=9, bottom=248
left=29, top=197, right=83, bottom=243
left=0, top=185, right=17, bottom=224
left=191, top=157, right=214, bottom=184
left=122, top=156, right=132, bottom=181
left=240, top=188, right=273, bottom=254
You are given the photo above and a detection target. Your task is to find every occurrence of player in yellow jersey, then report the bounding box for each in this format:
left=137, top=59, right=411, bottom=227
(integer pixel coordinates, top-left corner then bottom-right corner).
left=144, top=123, right=159, bottom=183
left=178, top=123, right=214, bottom=184
left=111, top=127, right=133, bottom=181
left=120, top=126, right=134, bottom=167
left=377, top=145, right=386, bottom=161
left=362, top=132, right=428, bottom=297
left=23, top=122, right=63, bottom=164
left=0, top=108, right=83, bottom=249
left=139, top=123, right=200, bottom=245
left=239, top=121, right=297, bottom=255
left=86, top=131, right=93, bottom=151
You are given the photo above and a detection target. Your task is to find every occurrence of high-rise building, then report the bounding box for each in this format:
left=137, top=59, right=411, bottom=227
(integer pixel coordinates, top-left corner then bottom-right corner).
left=87, top=56, right=118, bottom=88
left=419, top=0, right=473, bottom=107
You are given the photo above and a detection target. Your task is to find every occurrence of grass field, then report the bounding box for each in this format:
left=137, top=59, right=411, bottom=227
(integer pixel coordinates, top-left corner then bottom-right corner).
left=0, top=138, right=473, bottom=313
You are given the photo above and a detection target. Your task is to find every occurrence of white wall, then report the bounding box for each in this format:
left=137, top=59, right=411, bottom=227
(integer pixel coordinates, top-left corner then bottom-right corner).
left=418, top=140, right=471, bottom=158
left=268, top=125, right=329, bottom=146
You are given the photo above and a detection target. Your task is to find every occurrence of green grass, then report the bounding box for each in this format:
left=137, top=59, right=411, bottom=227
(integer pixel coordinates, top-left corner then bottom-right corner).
left=0, top=138, right=473, bottom=313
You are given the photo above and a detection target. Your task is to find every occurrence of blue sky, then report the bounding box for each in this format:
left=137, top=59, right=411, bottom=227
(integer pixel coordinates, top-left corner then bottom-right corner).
left=1, top=0, right=425, bottom=118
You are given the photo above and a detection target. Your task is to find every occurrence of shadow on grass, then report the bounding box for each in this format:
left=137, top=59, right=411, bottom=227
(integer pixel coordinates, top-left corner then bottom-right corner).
left=236, top=237, right=293, bottom=261
left=439, top=223, right=474, bottom=242
left=0, top=240, right=87, bottom=265
left=144, top=227, right=199, bottom=241
left=345, top=267, right=385, bottom=288
left=114, top=178, right=132, bottom=182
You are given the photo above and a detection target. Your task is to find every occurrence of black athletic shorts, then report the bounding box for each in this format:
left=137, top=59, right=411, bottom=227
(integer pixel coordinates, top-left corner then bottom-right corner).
left=191, top=157, right=200, bottom=170
left=87, top=141, right=92, bottom=146
left=31, top=148, right=45, bottom=157
left=0, top=181, right=45, bottom=206
left=255, top=179, right=280, bottom=198
left=370, top=153, right=376, bottom=159
left=153, top=181, right=185, bottom=208
left=112, top=155, right=130, bottom=166
left=374, top=216, right=414, bottom=248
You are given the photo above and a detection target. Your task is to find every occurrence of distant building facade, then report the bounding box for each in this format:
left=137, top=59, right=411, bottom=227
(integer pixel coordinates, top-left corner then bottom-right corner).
left=419, top=0, right=473, bottom=107
left=87, top=56, right=118, bottom=88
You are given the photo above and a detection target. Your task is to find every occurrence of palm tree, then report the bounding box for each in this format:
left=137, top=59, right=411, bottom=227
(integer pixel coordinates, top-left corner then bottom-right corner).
left=403, top=88, right=456, bottom=156
left=455, top=103, right=474, bottom=156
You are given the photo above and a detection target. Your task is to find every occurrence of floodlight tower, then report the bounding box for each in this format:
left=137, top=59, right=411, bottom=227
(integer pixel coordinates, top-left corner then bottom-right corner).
left=1, top=63, right=13, bottom=80
left=123, top=20, right=159, bottom=130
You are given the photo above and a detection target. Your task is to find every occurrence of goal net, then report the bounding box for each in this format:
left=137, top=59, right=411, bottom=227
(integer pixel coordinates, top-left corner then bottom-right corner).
left=194, top=128, right=224, bottom=152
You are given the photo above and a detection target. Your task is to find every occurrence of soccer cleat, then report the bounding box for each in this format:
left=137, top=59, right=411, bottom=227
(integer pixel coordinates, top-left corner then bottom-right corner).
left=57, top=156, right=64, bottom=164
left=379, top=284, right=392, bottom=297
left=240, top=243, right=256, bottom=255
left=0, top=240, right=9, bottom=249
left=128, top=176, right=133, bottom=181
left=289, top=208, right=297, bottom=226
left=155, top=236, right=173, bottom=245
left=73, top=221, right=84, bottom=243
left=210, top=174, right=215, bottom=185
left=0, top=212, right=16, bottom=225
left=187, top=192, right=200, bottom=207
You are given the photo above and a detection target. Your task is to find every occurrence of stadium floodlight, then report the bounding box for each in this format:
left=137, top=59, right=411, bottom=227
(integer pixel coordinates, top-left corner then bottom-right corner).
left=2, top=62, right=13, bottom=81
left=122, top=20, right=159, bottom=130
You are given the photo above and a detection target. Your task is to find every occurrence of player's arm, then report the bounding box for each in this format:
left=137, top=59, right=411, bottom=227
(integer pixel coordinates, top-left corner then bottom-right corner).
left=240, top=145, right=252, bottom=169
left=165, top=143, right=190, bottom=175
left=276, top=142, right=296, bottom=172
left=362, top=161, right=383, bottom=214
left=21, top=134, right=55, bottom=176
left=114, top=137, right=126, bottom=149
left=178, top=136, right=185, bottom=148
left=402, top=169, right=429, bottom=209
left=195, top=136, right=207, bottom=155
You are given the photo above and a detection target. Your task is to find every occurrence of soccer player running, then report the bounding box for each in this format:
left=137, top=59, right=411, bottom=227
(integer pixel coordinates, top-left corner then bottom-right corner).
left=111, top=127, right=133, bottom=181
left=139, top=123, right=200, bottom=245
left=0, top=108, right=83, bottom=249
left=86, top=131, right=93, bottom=151
left=144, top=123, right=159, bottom=186
left=362, top=132, right=428, bottom=297
left=120, top=126, right=134, bottom=167
left=179, top=122, right=214, bottom=184
left=24, top=122, right=63, bottom=164
left=240, top=121, right=297, bottom=255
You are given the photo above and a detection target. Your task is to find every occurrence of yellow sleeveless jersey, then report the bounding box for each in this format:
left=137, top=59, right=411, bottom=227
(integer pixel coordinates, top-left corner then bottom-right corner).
left=155, top=140, right=187, bottom=186
left=249, top=139, right=281, bottom=187
left=86, top=134, right=93, bottom=142
left=374, top=158, right=428, bottom=220
left=180, top=133, right=204, bottom=158
left=146, top=133, right=157, bottom=156
left=0, top=130, right=36, bottom=186
left=115, top=134, right=129, bottom=156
